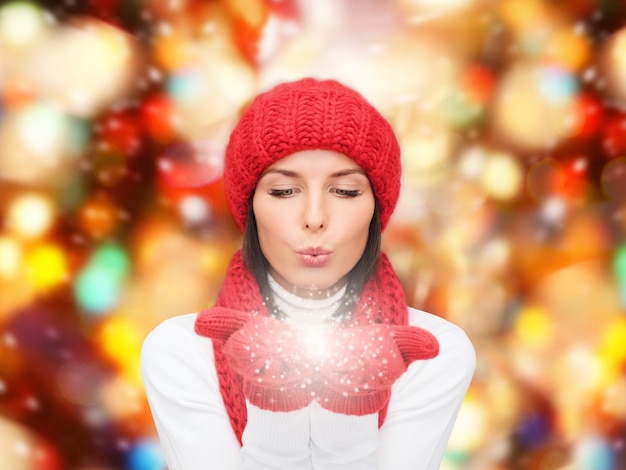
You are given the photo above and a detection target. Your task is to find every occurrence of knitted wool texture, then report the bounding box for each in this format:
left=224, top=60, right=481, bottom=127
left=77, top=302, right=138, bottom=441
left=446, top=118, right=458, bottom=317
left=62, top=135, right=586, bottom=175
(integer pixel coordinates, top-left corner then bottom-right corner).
left=195, top=250, right=432, bottom=445
left=198, top=306, right=439, bottom=416
left=196, top=78, right=414, bottom=445
left=224, top=78, right=401, bottom=231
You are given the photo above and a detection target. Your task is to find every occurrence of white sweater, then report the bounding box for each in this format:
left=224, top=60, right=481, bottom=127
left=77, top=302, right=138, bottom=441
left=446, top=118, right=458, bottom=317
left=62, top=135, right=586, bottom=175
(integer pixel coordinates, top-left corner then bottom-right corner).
left=141, top=282, right=475, bottom=470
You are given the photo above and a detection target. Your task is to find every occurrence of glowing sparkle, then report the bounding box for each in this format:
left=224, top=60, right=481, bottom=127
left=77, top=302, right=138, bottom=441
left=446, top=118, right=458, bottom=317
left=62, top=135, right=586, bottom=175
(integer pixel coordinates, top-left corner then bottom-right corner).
left=6, top=193, right=55, bottom=239
left=0, top=2, right=47, bottom=48
left=0, top=236, right=22, bottom=278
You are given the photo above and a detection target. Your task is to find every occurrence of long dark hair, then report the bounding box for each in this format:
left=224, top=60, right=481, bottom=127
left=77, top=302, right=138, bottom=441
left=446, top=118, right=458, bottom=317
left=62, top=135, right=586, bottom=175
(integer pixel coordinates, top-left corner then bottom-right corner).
left=242, top=192, right=381, bottom=321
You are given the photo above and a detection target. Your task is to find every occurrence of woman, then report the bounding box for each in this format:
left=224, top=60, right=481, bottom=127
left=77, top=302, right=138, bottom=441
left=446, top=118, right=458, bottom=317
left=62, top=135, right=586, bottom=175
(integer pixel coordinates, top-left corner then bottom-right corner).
left=141, top=78, right=476, bottom=469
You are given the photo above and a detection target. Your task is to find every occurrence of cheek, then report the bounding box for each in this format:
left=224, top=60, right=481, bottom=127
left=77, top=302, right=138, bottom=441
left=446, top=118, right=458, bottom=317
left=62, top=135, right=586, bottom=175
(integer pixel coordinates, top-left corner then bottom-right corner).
left=340, top=201, right=374, bottom=251
left=252, top=197, right=293, bottom=257
left=348, top=199, right=375, bottom=234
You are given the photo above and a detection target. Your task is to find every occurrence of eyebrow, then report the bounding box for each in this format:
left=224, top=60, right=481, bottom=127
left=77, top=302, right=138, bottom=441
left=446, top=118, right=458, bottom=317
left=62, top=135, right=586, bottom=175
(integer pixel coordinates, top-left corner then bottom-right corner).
left=260, top=168, right=367, bottom=179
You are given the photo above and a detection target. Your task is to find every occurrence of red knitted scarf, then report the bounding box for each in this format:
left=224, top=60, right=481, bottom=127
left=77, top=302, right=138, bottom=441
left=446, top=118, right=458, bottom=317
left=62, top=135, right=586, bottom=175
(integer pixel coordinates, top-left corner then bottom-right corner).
left=199, top=249, right=409, bottom=445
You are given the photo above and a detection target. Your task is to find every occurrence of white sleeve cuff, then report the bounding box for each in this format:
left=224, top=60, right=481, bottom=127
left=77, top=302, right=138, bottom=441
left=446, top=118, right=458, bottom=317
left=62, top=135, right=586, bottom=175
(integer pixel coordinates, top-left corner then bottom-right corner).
left=241, top=400, right=312, bottom=470
left=310, top=401, right=378, bottom=470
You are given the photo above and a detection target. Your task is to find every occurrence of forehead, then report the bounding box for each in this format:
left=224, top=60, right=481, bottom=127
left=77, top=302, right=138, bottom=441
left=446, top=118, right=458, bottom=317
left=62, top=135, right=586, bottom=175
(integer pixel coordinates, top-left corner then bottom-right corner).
left=264, top=149, right=365, bottom=173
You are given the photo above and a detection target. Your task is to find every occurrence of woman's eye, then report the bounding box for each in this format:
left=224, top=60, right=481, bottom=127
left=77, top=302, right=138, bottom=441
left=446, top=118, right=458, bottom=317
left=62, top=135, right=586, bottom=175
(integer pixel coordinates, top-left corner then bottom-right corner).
left=332, top=188, right=361, bottom=198
left=269, top=188, right=296, bottom=197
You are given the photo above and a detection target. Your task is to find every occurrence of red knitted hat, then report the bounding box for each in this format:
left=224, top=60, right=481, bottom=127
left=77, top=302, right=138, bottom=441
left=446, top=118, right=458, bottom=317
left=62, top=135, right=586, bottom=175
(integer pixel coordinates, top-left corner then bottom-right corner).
left=224, top=78, right=401, bottom=231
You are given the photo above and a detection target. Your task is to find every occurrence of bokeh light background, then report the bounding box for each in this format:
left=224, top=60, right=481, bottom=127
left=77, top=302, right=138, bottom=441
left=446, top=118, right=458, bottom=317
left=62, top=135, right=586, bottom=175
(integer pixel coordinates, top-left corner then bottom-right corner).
left=1, top=0, right=626, bottom=468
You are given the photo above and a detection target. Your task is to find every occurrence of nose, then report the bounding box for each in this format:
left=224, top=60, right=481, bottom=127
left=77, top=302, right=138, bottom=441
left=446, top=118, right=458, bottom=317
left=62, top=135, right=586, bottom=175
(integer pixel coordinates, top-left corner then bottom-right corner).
left=302, top=192, right=327, bottom=231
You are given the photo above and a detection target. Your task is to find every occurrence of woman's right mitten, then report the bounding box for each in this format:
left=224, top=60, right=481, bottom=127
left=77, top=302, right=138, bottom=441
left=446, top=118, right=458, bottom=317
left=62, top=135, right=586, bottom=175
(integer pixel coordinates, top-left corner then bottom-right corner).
left=222, top=315, right=315, bottom=412
left=194, top=306, right=251, bottom=342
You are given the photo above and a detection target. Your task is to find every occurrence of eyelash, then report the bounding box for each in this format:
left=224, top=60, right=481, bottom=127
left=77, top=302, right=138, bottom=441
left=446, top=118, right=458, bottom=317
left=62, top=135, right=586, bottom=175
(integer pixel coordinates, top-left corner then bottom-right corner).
left=332, top=188, right=361, bottom=198
left=269, top=189, right=297, bottom=197
left=268, top=188, right=362, bottom=198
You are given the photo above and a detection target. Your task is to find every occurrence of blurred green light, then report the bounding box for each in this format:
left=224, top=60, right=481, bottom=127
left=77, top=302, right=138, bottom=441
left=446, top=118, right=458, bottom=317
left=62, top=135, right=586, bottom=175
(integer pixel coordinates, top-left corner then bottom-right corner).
left=92, top=243, right=130, bottom=280
left=612, top=244, right=626, bottom=281
left=75, top=264, right=120, bottom=315
left=74, top=243, right=129, bottom=315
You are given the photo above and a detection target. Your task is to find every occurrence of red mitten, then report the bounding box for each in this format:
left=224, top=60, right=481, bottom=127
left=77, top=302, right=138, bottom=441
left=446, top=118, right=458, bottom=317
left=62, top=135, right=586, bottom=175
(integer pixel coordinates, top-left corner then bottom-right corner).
left=222, top=315, right=314, bottom=412
left=195, top=309, right=440, bottom=417
left=315, top=324, right=439, bottom=415
left=390, top=325, right=439, bottom=364
left=194, top=307, right=251, bottom=341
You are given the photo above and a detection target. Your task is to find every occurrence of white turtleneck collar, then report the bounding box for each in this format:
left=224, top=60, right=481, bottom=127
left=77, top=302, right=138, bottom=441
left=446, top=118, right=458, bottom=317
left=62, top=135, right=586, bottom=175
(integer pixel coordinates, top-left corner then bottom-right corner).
left=267, top=274, right=346, bottom=327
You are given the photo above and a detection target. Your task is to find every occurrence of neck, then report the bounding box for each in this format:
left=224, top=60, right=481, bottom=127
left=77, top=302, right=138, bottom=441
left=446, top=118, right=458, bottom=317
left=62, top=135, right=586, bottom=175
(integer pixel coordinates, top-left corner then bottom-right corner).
left=268, top=267, right=348, bottom=300
left=268, top=273, right=347, bottom=325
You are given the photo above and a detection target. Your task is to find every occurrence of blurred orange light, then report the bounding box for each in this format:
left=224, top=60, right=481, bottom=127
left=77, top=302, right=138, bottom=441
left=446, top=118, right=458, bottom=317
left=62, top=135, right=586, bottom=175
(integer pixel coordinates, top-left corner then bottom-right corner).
left=544, top=27, right=592, bottom=71
left=78, top=195, right=120, bottom=240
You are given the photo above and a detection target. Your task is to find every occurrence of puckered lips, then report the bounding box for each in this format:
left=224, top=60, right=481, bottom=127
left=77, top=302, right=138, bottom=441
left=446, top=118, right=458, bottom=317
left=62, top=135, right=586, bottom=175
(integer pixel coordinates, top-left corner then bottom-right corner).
left=298, top=247, right=331, bottom=267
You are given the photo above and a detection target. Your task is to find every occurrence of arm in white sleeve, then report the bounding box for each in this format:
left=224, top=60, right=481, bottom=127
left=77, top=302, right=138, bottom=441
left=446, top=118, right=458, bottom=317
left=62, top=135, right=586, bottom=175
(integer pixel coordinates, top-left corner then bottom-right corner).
left=309, top=402, right=378, bottom=470
left=241, top=401, right=312, bottom=470
left=376, top=308, right=476, bottom=470
left=140, top=313, right=242, bottom=470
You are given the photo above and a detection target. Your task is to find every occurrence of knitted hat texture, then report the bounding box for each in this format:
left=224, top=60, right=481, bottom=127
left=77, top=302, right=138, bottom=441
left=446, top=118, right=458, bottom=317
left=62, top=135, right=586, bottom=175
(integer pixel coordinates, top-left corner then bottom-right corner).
left=224, top=78, right=401, bottom=231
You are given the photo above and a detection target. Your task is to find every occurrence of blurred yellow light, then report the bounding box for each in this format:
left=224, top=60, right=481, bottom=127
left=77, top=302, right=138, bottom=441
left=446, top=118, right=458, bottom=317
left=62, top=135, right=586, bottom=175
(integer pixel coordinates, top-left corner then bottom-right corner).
left=602, top=27, right=626, bottom=103
left=611, top=28, right=626, bottom=68
left=0, top=1, right=47, bottom=49
left=201, top=244, right=232, bottom=276
left=399, top=0, right=474, bottom=14
left=599, top=318, right=626, bottom=364
left=447, top=394, right=489, bottom=452
left=499, top=0, right=548, bottom=32
left=401, top=126, right=461, bottom=187
left=492, top=62, right=578, bottom=150
left=226, top=0, right=267, bottom=29
left=97, top=24, right=134, bottom=73
left=487, top=374, right=521, bottom=427
left=96, top=316, right=142, bottom=384
left=0, top=416, right=36, bottom=470
left=24, top=19, right=139, bottom=117
left=514, top=305, right=554, bottom=348
left=0, top=103, right=78, bottom=185
left=153, top=30, right=192, bottom=71
left=167, top=39, right=256, bottom=140
left=6, top=193, right=55, bottom=239
left=100, top=376, right=144, bottom=419
left=560, top=346, right=614, bottom=395
left=480, top=151, right=523, bottom=200
left=545, top=27, right=592, bottom=71
left=0, top=236, right=22, bottom=278
left=24, top=243, right=68, bottom=290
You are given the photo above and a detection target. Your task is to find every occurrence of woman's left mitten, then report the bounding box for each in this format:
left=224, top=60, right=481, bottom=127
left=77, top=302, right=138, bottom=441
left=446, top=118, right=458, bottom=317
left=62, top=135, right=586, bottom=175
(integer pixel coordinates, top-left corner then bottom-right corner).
left=316, top=323, right=439, bottom=415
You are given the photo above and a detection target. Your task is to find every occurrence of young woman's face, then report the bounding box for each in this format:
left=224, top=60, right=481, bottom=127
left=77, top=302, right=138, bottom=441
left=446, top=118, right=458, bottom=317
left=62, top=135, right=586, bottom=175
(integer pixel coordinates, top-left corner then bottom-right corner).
left=253, top=149, right=375, bottom=297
